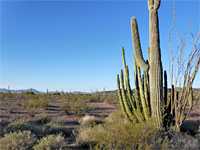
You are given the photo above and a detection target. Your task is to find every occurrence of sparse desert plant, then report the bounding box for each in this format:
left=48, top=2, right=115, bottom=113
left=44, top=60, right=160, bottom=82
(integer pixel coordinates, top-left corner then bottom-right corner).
left=22, top=98, right=49, bottom=109
left=4, top=119, right=33, bottom=134
left=102, top=94, right=119, bottom=105
left=23, top=91, right=35, bottom=95
left=78, top=115, right=103, bottom=127
left=21, top=98, right=49, bottom=117
left=42, top=120, right=65, bottom=135
left=62, top=98, right=91, bottom=116
left=0, top=130, right=37, bottom=150
left=33, top=134, right=65, bottom=150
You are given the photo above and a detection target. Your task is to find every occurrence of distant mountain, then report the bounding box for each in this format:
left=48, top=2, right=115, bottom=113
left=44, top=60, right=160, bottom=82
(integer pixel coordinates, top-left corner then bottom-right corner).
left=1, top=88, right=199, bottom=95
left=0, top=88, right=87, bottom=94
left=0, top=88, right=43, bottom=94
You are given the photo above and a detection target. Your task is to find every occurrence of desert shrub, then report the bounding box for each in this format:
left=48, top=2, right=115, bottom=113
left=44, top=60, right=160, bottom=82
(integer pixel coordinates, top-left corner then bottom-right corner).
left=76, top=111, right=168, bottom=150
left=35, top=114, right=52, bottom=125
left=52, top=92, right=61, bottom=95
left=41, top=120, right=68, bottom=136
left=22, top=98, right=49, bottom=109
left=102, top=94, right=119, bottom=105
left=73, top=115, right=104, bottom=141
left=4, top=119, right=33, bottom=133
left=23, top=91, right=35, bottom=95
left=33, top=134, right=65, bottom=150
left=164, top=130, right=200, bottom=150
left=79, top=115, right=104, bottom=128
left=0, top=130, right=37, bottom=150
left=62, top=98, right=91, bottom=116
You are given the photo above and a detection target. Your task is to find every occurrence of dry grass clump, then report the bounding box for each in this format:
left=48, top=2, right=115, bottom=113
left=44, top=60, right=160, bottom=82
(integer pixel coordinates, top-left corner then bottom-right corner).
left=0, top=130, right=37, bottom=150
left=78, top=115, right=104, bottom=127
left=33, top=134, right=65, bottom=150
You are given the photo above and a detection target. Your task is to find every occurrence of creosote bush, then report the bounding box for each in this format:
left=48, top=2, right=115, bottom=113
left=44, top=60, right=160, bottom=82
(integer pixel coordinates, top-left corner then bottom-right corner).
left=33, top=134, right=65, bottom=150
left=41, top=120, right=68, bottom=136
left=0, top=130, right=37, bottom=150
left=22, top=98, right=49, bottom=109
left=62, top=98, right=92, bottom=116
left=4, top=119, right=33, bottom=134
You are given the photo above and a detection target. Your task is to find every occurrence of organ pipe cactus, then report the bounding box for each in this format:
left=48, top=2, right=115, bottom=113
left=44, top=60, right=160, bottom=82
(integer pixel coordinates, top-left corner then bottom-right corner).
left=117, top=0, right=194, bottom=130
left=121, top=0, right=163, bottom=127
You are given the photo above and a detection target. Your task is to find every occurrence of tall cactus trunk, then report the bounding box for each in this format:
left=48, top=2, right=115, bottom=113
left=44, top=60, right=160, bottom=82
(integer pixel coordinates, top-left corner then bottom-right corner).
left=148, top=0, right=163, bottom=127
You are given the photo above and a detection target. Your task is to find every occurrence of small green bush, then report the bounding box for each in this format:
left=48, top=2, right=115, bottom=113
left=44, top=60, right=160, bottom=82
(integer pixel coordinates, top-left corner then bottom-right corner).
left=4, top=119, right=33, bottom=133
left=62, top=98, right=91, bottom=116
left=22, top=98, right=49, bottom=109
left=102, top=94, right=119, bottom=105
left=33, top=134, right=65, bottom=150
left=0, top=130, right=37, bottom=150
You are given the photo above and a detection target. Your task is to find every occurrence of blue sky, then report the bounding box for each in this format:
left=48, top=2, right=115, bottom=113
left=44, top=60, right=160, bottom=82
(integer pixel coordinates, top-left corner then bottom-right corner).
left=0, top=0, right=199, bottom=92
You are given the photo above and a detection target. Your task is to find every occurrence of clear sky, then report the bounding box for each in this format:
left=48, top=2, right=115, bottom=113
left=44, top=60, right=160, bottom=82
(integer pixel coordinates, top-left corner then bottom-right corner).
left=0, top=0, right=199, bottom=92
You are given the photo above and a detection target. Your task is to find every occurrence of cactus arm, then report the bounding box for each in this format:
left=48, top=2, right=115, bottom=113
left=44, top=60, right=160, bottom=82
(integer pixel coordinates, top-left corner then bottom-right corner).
left=188, top=86, right=193, bottom=107
left=134, top=56, right=142, bottom=111
left=131, top=17, right=149, bottom=72
left=120, top=70, right=136, bottom=122
left=122, top=48, right=136, bottom=110
left=117, top=74, right=131, bottom=121
left=122, top=47, right=127, bottom=72
left=125, top=66, right=144, bottom=122
left=125, top=66, right=135, bottom=109
left=137, top=66, right=150, bottom=120
left=164, top=70, right=168, bottom=106
left=144, top=72, right=150, bottom=111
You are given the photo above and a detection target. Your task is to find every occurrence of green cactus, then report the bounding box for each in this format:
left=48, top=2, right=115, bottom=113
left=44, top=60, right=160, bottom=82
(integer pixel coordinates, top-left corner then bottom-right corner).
left=131, top=0, right=162, bottom=127
left=117, top=0, right=195, bottom=130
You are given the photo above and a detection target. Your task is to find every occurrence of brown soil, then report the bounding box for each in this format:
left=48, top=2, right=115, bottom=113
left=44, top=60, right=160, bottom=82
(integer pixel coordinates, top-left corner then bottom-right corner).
left=181, top=102, right=200, bottom=134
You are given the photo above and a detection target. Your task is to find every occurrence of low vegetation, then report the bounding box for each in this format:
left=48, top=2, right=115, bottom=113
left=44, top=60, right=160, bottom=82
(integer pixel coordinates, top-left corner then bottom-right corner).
left=62, top=98, right=92, bottom=116
left=33, top=134, right=65, bottom=150
left=74, top=111, right=169, bottom=150
left=0, top=90, right=199, bottom=149
left=4, top=119, right=33, bottom=134
left=0, top=130, right=37, bottom=150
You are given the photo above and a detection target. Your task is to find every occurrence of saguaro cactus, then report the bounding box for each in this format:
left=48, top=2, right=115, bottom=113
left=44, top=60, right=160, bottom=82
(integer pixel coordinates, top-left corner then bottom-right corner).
left=131, top=0, right=163, bottom=127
